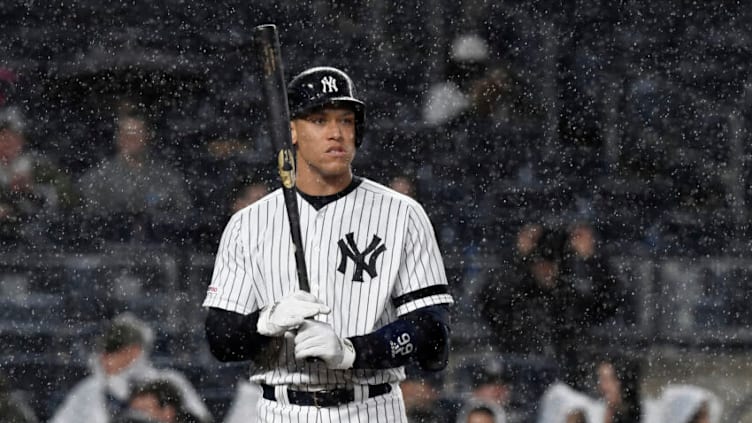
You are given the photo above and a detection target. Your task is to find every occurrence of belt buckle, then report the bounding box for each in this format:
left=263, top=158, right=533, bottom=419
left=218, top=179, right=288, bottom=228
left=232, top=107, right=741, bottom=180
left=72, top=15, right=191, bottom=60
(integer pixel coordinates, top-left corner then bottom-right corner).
left=312, top=390, right=328, bottom=408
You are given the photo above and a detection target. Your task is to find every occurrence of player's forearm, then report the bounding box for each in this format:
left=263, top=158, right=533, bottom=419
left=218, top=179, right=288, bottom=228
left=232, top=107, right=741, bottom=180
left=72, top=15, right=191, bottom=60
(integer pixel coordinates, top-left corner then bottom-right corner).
left=348, top=305, right=450, bottom=370
left=205, top=307, right=274, bottom=362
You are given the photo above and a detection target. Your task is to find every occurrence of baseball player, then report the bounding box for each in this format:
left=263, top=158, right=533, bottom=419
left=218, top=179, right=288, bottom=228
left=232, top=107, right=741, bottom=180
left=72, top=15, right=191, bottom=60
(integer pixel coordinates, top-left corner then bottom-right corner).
left=203, top=66, right=453, bottom=422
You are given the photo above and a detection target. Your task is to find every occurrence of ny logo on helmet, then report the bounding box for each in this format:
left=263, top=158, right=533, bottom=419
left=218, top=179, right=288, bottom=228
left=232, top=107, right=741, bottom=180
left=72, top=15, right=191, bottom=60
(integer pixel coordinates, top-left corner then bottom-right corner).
left=321, top=76, right=338, bottom=93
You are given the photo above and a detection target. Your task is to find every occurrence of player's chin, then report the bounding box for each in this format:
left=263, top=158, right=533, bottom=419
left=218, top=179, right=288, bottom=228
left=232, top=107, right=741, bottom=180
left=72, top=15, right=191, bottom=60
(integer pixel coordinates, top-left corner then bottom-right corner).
left=318, top=161, right=352, bottom=177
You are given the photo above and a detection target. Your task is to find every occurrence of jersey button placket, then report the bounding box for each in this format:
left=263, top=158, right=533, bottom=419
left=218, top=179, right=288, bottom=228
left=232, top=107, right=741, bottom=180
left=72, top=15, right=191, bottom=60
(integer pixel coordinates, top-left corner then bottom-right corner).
left=309, top=211, right=325, bottom=295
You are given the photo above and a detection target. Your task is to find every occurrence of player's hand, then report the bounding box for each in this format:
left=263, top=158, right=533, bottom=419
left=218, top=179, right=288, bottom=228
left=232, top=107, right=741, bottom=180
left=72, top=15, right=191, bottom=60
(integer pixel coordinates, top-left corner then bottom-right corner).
left=294, top=320, right=355, bottom=369
left=257, top=291, right=331, bottom=337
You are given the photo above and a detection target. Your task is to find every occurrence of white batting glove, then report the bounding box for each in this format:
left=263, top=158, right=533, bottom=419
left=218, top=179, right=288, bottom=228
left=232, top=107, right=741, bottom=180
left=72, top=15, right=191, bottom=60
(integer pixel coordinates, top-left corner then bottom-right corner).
left=257, top=291, right=331, bottom=337
left=294, top=320, right=356, bottom=369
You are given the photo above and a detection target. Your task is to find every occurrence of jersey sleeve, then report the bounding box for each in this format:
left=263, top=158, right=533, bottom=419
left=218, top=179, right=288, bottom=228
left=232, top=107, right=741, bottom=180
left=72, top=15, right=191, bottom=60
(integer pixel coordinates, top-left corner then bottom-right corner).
left=392, top=204, right=454, bottom=316
left=202, top=211, right=259, bottom=314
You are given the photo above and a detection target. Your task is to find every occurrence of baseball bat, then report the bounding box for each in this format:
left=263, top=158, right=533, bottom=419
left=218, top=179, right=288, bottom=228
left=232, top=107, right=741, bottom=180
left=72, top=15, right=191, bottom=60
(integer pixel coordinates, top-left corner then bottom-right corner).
left=253, top=24, right=310, bottom=292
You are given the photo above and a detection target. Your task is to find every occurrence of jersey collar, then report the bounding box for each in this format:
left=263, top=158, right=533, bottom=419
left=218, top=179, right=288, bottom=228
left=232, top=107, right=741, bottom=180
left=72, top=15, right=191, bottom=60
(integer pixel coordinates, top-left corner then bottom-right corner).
left=297, top=176, right=363, bottom=210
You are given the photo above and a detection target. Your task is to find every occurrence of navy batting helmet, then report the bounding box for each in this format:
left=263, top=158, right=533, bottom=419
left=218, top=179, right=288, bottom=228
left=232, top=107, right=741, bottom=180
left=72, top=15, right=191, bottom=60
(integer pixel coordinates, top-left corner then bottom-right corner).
left=287, top=66, right=366, bottom=145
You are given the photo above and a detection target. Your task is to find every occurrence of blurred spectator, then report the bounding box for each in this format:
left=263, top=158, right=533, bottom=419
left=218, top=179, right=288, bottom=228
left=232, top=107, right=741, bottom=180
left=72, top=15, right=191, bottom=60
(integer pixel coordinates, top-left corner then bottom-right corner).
left=480, top=224, right=567, bottom=356
left=114, top=379, right=199, bottom=423
left=421, top=33, right=489, bottom=127
left=467, top=358, right=511, bottom=412
left=50, top=313, right=210, bottom=423
left=0, top=107, right=75, bottom=245
left=657, top=385, right=721, bottom=423
left=417, top=33, right=491, bottom=224
left=76, top=106, right=191, bottom=242
left=389, top=173, right=417, bottom=198
left=456, top=401, right=506, bottom=423
left=419, top=32, right=539, bottom=248
left=454, top=358, right=509, bottom=423
left=229, top=179, right=269, bottom=214
left=0, top=371, right=37, bottom=423
left=537, top=382, right=598, bottom=423
left=593, top=357, right=642, bottom=423
left=481, top=220, right=623, bottom=387
left=401, top=366, right=455, bottom=423
left=558, top=220, right=622, bottom=388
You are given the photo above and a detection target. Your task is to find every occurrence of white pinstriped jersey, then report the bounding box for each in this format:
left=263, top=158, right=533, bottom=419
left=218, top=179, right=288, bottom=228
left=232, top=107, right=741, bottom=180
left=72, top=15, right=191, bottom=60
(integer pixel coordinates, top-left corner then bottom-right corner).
left=203, top=177, right=453, bottom=389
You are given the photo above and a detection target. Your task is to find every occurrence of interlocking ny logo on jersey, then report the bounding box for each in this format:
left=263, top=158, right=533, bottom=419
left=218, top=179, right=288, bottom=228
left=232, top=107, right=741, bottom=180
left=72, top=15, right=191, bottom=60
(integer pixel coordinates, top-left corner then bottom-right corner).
left=337, top=232, right=387, bottom=282
left=321, top=76, right=338, bottom=93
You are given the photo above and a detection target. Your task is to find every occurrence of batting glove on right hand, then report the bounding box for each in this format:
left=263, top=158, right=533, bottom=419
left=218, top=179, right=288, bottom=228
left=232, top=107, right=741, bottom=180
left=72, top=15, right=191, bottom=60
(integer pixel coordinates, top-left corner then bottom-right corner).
left=294, top=320, right=356, bottom=369
left=257, top=290, right=331, bottom=337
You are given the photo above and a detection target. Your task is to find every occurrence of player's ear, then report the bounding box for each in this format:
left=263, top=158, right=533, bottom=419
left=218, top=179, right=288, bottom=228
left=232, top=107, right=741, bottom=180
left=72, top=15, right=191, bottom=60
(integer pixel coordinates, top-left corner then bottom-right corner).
left=290, top=122, right=297, bottom=145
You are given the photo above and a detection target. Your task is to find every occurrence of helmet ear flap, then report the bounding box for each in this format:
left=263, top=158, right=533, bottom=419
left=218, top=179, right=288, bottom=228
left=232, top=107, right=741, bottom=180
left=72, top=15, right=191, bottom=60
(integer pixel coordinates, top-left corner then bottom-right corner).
left=288, top=66, right=366, bottom=146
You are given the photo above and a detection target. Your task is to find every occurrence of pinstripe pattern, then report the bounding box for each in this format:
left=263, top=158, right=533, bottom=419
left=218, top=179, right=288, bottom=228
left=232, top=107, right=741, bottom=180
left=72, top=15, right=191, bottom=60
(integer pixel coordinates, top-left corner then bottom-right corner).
left=203, top=177, right=452, bottom=420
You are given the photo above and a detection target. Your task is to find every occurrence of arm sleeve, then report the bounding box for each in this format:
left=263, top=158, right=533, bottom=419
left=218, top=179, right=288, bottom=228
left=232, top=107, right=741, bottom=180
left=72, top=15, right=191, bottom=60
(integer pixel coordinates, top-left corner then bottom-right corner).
left=348, top=305, right=450, bottom=371
left=204, top=307, right=275, bottom=362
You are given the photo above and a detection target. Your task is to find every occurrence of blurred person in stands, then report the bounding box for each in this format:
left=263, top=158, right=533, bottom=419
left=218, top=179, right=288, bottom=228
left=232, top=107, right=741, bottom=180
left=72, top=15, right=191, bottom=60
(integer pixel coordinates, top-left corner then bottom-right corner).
left=456, top=402, right=506, bottom=423
left=537, top=382, right=598, bottom=423
left=0, top=371, right=37, bottom=423
left=51, top=313, right=210, bottom=423
left=657, top=384, right=721, bottom=423
left=421, top=32, right=535, bottom=191
left=229, top=179, right=269, bottom=214
left=114, top=379, right=200, bottom=423
left=558, top=220, right=622, bottom=389
left=0, top=106, right=74, bottom=245
left=421, top=33, right=489, bottom=127
left=388, top=173, right=417, bottom=198
left=481, top=221, right=623, bottom=388
left=192, top=175, right=270, bottom=251
left=417, top=33, right=491, bottom=245
left=560, top=220, right=619, bottom=320
left=76, top=103, right=191, bottom=241
left=593, top=357, right=642, bottom=423
left=480, top=224, right=568, bottom=356
left=453, top=358, right=509, bottom=423
left=401, top=366, right=455, bottom=423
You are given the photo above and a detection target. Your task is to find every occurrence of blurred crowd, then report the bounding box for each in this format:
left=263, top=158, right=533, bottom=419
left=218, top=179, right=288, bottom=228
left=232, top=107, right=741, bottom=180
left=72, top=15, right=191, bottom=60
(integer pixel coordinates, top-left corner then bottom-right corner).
left=0, top=101, right=274, bottom=251
left=0, top=312, right=723, bottom=423
left=0, top=94, right=727, bottom=420
left=400, top=356, right=722, bottom=423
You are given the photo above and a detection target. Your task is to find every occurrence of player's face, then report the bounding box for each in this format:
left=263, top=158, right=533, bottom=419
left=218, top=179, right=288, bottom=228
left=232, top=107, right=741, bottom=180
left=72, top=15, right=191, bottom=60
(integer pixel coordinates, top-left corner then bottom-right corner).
left=291, top=107, right=356, bottom=182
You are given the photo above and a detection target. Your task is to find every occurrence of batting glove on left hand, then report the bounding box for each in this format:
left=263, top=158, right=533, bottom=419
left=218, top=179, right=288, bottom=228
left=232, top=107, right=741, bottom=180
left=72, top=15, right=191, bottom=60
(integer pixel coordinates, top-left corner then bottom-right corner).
left=294, top=320, right=356, bottom=370
left=257, top=290, right=331, bottom=337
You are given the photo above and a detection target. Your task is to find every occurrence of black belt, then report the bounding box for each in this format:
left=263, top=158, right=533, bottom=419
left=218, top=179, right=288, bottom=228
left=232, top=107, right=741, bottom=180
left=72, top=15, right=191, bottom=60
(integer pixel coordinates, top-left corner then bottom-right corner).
left=261, top=383, right=392, bottom=407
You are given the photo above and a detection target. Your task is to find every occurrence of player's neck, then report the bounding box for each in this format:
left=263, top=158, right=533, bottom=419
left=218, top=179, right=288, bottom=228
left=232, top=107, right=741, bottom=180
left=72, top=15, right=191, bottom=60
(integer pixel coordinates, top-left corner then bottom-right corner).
left=296, top=170, right=353, bottom=196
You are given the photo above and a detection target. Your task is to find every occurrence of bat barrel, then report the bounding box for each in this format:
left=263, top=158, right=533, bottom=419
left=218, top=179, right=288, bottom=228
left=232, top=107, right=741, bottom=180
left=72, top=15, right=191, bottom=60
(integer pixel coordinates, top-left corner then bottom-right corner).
left=252, top=23, right=310, bottom=292
left=253, top=24, right=293, bottom=149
